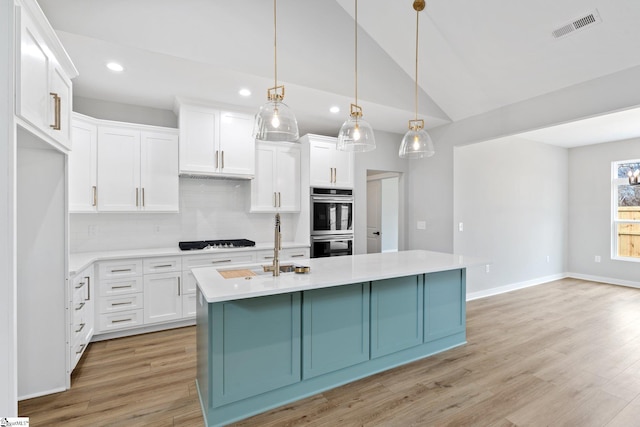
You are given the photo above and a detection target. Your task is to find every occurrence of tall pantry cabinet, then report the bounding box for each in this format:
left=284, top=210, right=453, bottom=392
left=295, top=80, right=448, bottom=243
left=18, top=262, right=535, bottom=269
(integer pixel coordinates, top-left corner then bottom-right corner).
left=14, top=0, right=78, bottom=401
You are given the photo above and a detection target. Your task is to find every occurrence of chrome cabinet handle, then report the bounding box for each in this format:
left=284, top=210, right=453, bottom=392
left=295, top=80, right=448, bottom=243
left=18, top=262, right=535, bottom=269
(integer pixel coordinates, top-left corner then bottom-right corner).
left=221, top=151, right=225, bottom=169
left=75, top=281, right=85, bottom=289
left=178, top=277, right=181, bottom=296
left=111, top=301, right=132, bottom=306
left=111, top=268, right=132, bottom=273
left=92, top=186, right=97, bottom=207
left=154, top=264, right=172, bottom=268
left=49, top=92, right=61, bottom=130
left=111, top=284, right=132, bottom=289
left=211, top=259, right=231, bottom=264
left=75, top=323, right=85, bottom=333
left=142, top=187, right=145, bottom=207
left=215, top=150, right=219, bottom=169
left=278, top=192, right=281, bottom=207
left=136, top=188, right=139, bottom=207
left=75, top=302, right=85, bottom=311
left=112, top=318, right=132, bottom=324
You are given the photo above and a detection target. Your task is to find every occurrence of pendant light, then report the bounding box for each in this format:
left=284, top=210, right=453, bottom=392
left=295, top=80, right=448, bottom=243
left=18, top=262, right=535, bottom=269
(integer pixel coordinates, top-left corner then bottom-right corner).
left=337, top=0, right=375, bottom=152
left=253, top=0, right=299, bottom=142
left=399, top=0, right=435, bottom=159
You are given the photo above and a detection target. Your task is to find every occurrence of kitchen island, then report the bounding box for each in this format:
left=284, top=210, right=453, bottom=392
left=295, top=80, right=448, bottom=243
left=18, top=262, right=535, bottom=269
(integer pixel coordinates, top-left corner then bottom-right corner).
left=193, top=250, right=481, bottom=427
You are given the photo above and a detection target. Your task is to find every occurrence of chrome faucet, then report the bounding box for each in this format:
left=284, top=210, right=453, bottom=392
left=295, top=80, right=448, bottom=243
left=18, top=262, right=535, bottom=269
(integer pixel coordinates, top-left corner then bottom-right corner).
left=263, top=213, right=282, bottom=276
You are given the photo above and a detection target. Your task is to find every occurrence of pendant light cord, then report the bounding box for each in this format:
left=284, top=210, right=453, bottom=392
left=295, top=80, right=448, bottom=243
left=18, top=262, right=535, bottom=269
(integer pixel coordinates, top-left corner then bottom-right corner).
left=354, top=0, right=359, bottom=110
left=273, top=0, right=278, bottom=90
left=414, top=8, right=419, bottom=121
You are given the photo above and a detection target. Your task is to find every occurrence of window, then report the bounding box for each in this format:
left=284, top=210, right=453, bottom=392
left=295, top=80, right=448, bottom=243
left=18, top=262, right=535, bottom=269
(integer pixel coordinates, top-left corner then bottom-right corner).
left=612, top=160, right=640, bottom=260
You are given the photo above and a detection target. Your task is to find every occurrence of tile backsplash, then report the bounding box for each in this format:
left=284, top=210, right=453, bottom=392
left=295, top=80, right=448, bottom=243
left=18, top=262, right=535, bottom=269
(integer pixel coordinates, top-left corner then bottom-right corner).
left=70, top=177, right=299, bottom=253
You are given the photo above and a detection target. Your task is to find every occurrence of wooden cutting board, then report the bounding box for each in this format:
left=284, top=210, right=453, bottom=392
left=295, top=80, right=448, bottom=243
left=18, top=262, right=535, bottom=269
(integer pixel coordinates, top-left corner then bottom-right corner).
left=219, top=269, right=257, bottom=279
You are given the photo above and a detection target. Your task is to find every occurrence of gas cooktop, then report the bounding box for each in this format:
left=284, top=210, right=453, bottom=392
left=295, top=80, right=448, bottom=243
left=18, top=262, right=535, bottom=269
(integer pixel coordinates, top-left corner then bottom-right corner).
left=179, top=239, right=256, bottom=251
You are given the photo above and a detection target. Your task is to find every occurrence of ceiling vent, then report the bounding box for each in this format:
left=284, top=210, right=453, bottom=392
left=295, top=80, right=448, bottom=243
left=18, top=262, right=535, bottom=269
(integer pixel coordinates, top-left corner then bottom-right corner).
left=552, top=10, right=602, bottom=39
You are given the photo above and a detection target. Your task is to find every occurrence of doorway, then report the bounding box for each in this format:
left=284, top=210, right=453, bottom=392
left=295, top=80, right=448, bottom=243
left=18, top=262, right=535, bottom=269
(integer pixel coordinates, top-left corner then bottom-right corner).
left=367, top=171, right=401, bottom=253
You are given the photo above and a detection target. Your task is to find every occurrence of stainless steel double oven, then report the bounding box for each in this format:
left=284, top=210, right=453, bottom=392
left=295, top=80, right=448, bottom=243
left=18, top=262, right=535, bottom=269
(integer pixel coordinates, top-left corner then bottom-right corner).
left=310, top=188, right=354, bottom=258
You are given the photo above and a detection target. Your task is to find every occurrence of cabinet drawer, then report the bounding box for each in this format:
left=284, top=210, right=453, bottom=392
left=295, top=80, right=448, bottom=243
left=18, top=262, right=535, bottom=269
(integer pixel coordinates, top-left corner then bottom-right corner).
left=99, top=276, right=143, bottom=296
left=98, top=310, right=144, bottom=332
left=143, top=257, right=182, bottom=274
left=72, top=316, right=89, bottom=344
left=98, top=259, right=142, bottom=279
left=71, top=338, right=89, bottom=368
left=255, top=248, right=309, bottom=262
left=183, top=252, right=255, bottom=269
left=99, top=293, right=144, bottom=314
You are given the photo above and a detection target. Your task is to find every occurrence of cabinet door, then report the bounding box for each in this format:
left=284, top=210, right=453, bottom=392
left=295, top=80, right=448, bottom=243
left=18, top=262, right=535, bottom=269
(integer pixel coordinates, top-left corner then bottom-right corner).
left=309, top=140, right=334, bottom=187
left=179, top=106, right=217, bottom=173
left=69, top=118, right=97, bottom=212
left=17, top=8, right=50, bottom=133
left=276, top=145, right=301, bottom=212
left=48, top=62, right=73, bottom=149
left=333, top=148, right=354, bottom=188
left=211, top=293, right=301, bottom=406
left=302, top=283, right=370, bottom=379
left=97, top=127, right=141, bottom=211
left=140, top=131, right=179, bottom=212
left=424, top=269, right=466, bottom=342
left=371, top=275, right=423, bottom=358
left=250, top=144, right=277, bottom=212
left=143, top=272, right=182, bottom=324
left=219, top=111, right=255, bottom=176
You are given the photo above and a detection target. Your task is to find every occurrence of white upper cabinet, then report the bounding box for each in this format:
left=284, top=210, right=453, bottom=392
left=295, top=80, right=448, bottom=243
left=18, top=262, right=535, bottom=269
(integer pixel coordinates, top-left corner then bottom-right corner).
left=251, top=141, right=301, bottom=213
left=69, top=116, right=97, bottom=212
left=178, top=103, right=255, bottom=178
left=304, top=134, right=354, bottom=189
left=97, top=126, right=141, bottom=212
left=70, top=114, right=179, bottom=213
left=140, top=132, right=180, bottom=212
left=15, top=0, right=77, bottom=151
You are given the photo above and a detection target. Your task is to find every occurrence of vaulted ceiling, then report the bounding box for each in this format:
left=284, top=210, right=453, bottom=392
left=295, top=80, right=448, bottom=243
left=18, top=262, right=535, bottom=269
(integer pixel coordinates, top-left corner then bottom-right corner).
left=38, top=0, right=640, bottom=142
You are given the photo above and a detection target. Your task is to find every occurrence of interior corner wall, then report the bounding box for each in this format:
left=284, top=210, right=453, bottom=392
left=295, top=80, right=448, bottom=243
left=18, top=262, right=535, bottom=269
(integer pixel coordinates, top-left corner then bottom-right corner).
left=353, top=130, right=409, bottom=255
left=73, top=96, right=178, bottom=128
left=453, top=137, right=568, bottom=295
left=568, top=138, right=640, bottom=284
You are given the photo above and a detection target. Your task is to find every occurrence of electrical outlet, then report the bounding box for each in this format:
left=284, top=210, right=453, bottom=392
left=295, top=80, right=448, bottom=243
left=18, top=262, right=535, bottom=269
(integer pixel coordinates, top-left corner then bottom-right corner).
left=458, top=222, right=464, bottom=232
left=417, top=221, right=426, bottom=230
left=485, top=264, right=490, bottom=273
left=595, top=255, right=601, bottom=263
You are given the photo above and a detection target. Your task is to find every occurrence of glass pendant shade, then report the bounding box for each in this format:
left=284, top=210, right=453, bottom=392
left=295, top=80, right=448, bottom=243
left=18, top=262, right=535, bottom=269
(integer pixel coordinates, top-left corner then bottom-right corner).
left=337, top=114, right=376, bottom=152
left=399, top=125, right=435, bottom=159
left=253, top=99, right=299, bottom=142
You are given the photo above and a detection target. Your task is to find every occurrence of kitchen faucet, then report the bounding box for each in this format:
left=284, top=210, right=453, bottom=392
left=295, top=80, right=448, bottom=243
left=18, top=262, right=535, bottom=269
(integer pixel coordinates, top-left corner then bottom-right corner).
left=263, top=213, right=281, bottom=276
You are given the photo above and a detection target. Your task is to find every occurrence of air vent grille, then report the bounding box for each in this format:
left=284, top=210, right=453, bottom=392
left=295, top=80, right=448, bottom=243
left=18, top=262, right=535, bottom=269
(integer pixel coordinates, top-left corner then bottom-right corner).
left=552, top=10, right=601, bottom=39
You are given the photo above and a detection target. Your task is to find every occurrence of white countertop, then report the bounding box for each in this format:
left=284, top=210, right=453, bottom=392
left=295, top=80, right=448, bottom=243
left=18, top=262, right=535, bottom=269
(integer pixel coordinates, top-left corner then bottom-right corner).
left=68, top=242, right=309, bottom=276
left=193, top=250, right=486, bottom=303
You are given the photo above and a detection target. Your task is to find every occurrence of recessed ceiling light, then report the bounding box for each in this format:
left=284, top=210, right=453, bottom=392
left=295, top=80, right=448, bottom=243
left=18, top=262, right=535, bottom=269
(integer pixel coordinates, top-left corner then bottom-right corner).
left=239, top=88, right=251, bottom=97
left=106, top=62, right=124, bottom=72
left=330, top=106, right=340, bottom=114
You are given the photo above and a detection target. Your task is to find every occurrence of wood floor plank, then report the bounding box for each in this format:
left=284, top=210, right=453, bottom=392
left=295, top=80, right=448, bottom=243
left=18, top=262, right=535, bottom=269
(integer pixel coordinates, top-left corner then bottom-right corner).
left=18, top=279, right=640, bottom=426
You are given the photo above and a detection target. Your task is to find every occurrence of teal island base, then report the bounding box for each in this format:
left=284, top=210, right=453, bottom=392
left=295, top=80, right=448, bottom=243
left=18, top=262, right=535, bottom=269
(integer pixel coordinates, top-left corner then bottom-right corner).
left=196, top=269, right=466, bottom=426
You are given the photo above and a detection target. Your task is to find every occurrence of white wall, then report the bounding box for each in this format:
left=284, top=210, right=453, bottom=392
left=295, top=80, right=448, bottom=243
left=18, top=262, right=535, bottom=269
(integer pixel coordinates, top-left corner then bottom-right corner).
left=568, top=138, right=640, bottom=285
left=408, top=64, right=640, bottom=254
left=453, top=137, right=568, bottom=297
left=1, top=0, right=17, bottom=414
left=381, top=176, right=399, bottom=252
left=74, top=96, right=178, bottom=128
left=71, top=178, right=299, bottom=253
left=353, top=130, right=409, bottom=254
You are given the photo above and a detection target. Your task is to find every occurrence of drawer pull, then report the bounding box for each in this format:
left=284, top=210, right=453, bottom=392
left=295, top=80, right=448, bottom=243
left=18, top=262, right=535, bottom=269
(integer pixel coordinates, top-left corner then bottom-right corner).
left=75, top=302, right=85, bottom=311
left=111, top=268, right=132, bottom=273
left=49, top=92, right=61, bottom=130
left=263, top=256, right=274, bottom=260
left=85, top=276, right=91, bottom=301
left=75, top=281, right=85, bottom=289
left=76, top=343, right=86, bottom=354
left=111, top=301, right=133, bottom=306
left=154, top=264, right=173, bottom=268
left=111, top=318, right=133, bottom=324
left=75, top=323, right=85, bottom=333
left=111, top=284, right=133, bottom=289
left=291, top=254, right=305, bottom=258
left=178, top=277, right=181, bottom=296
left=211, top=259, right=232, bottom=264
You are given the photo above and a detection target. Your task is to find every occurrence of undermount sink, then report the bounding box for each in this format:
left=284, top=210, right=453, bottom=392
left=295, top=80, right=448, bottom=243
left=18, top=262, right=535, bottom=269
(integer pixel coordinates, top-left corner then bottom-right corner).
left=219, top=264, right=297, bottom=279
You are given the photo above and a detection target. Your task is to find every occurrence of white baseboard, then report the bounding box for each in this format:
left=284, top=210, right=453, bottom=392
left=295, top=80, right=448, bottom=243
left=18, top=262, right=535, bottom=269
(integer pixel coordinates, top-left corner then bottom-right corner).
left=19, top=386, right=66, bottom=401
left=91, top=318, right=196, bottom=342
left=466, top=273, right=568, bottom=301
left=565, top=272, right=640, bottom=289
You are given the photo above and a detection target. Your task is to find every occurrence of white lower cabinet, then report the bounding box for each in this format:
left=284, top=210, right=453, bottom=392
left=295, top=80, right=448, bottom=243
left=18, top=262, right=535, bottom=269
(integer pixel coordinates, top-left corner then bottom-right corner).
left=70, top=265, right=94, bottom=372
left=96, top=259, right=144, bottom=333
left=144, top=272, right=183, bottom=324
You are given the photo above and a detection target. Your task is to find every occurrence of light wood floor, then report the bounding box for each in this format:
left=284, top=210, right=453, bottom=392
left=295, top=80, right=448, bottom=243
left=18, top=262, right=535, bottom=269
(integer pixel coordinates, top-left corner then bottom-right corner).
left=19, top=278, right=640, bottom=426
